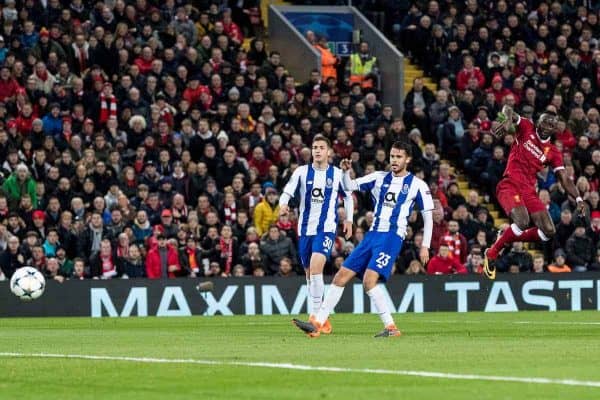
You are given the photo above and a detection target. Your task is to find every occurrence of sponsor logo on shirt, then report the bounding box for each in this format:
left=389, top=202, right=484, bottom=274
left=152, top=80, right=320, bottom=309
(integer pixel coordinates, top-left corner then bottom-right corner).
left=311, top=188, right=326, bottom=204
left=523, top=139, right=547, bottom=163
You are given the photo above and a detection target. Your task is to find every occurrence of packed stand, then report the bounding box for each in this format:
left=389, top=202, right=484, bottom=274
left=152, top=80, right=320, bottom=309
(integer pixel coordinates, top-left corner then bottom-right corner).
left=0, top=1, right=597, bottom=282
left=394, top=0, right=600, bottom=274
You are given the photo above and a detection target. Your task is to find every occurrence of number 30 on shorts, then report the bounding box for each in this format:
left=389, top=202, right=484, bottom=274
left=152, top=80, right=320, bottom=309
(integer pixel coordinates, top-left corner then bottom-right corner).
left=323, top=236, right=333, bottom=250
left=375, top=252, right=391, bottom=269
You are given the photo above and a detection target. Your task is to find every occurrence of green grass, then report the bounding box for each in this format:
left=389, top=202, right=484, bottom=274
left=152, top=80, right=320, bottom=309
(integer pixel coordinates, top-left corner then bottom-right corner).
left=1, top=312, right=600, bottom=399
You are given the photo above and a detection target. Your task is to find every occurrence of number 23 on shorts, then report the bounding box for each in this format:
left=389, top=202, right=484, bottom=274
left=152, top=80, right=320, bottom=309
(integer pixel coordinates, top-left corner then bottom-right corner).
left=375, top=252, right=391, bottom=269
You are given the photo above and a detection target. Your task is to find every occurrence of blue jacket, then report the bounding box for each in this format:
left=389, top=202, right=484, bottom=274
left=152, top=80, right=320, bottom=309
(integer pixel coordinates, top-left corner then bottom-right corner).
left=21, top=33, right=39, bottom=50
left=42, top=113, right=63, bottom=137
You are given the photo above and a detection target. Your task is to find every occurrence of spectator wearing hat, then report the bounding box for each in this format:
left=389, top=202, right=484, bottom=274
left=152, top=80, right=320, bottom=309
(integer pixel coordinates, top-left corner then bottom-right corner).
left=30, top=26, right=67, bottom=64
left=31, top=209, right=47, bottom=239
left=156, top=209, right=179, bottom=239
left=548, top=249, right=572, bottom=273
left=565, top=219, right=595, bottom=272
left=2, top=163, right=37, bottom=209
left=486, top=74, right=513, bottom=104
left=158, top=176, right=175, bottom=209
left=139, top=160, right=161, bottom=192
left=253, top=185, right=280, bottom=237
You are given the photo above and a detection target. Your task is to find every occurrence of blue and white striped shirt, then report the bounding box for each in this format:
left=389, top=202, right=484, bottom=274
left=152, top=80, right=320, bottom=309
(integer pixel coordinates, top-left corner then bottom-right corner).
left=346, top=171, right=434, bottom=238
left=280, top=164, right=354, bottom=236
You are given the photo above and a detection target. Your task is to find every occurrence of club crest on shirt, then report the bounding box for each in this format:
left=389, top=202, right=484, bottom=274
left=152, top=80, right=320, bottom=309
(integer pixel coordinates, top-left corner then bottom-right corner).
left=326, top=178, right=333, bottom=188
left=401, top=183, right=410, bottom=195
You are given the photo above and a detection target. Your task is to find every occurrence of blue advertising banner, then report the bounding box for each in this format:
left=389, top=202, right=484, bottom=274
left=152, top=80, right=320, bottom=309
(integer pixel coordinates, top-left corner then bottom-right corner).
left=282, top=12, right=353, bottom=56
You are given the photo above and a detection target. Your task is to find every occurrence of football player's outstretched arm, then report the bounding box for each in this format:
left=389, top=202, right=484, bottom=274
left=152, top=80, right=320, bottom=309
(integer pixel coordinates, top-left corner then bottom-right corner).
left=491, top=105, right=519, bottom=138
left=556, top=169, right=587, bottom=215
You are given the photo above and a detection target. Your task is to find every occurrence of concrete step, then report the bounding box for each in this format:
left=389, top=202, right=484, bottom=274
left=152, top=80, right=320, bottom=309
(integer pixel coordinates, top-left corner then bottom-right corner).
left=495, top=218, right=509, bottom=228
left=490, top=210, right=499, bottom=219
left=458, top=181, right=469, bottom=190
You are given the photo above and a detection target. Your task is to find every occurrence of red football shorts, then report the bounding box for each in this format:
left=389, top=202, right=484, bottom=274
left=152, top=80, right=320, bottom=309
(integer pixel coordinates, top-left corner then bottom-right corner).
left=496, top=178, right=545, bottom=216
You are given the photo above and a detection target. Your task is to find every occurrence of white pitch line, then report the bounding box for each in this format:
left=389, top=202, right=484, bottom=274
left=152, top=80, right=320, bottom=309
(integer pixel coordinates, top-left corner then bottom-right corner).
left=420, top=320, right=600, bottom=326
left=513, top=321, right=600, bottom=325
left=1, top=352, right=599, bottom=388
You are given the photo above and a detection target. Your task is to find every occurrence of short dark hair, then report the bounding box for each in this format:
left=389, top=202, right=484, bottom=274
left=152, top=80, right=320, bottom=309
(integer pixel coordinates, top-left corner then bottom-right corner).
left=391, top=141, right=412, bottom=158
left=312, top=134, right=331, bottom=148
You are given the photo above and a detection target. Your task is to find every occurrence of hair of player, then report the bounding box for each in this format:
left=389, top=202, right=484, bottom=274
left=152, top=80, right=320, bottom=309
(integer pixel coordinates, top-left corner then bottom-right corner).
left=312, top=134, right=332, bottom=148
left=391, top=141, right=413, bottom=158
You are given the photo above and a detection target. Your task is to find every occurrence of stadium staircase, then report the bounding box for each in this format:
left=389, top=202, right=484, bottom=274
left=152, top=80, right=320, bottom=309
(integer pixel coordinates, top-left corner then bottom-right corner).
left=403, top=58, right=437, bottom=94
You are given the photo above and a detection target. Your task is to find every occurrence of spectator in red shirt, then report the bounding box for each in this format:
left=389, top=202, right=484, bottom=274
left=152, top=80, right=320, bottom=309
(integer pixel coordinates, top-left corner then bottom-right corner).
left=456, top=56, right=486, bottom=91
left=486, top=74, right=513, bottom=104
left=182, top=76, right=208, bottom=106
left=555, top=119, right=577, bottom=152
left=222, top=9, right=244, bottom=46
left=0, top=66, right=19, bottom=103
left=134, top=46, right=154, bottom=75
left=333, top=129, right=353, bottom=160
left=146, top=234, right=181, bottom=279
left=15, top=103, right=35, bottom=135
left=249, top=146, right=272, bottom=180
left=440, top=220, right=469, bottom=264
left=427, top=244, right=468, bottom=275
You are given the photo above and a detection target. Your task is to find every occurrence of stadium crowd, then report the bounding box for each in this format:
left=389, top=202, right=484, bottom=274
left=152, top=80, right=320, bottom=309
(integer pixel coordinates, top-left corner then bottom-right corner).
left=0, top=0, right=599, bottom=282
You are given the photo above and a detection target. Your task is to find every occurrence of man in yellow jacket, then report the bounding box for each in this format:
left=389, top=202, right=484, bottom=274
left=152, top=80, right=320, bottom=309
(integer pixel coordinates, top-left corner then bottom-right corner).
left=253, top=186, right=280, bottom=237
left=346, top=41, right=378, bottom=90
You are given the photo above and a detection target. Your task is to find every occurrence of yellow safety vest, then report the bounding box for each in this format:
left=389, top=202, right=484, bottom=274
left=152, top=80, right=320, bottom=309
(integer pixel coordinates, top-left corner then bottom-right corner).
left=350, top=53, right=376, bottom=77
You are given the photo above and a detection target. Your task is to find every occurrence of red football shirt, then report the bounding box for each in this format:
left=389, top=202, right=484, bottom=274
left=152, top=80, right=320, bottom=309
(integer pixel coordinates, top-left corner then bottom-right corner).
left=503, top=116, right=564, bottom=187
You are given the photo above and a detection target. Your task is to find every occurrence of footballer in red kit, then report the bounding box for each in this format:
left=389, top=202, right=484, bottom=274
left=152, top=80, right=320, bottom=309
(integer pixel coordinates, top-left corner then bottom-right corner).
left=496, top=116, right=564, bottom=215
left=484, top=106, right=586, bottom=279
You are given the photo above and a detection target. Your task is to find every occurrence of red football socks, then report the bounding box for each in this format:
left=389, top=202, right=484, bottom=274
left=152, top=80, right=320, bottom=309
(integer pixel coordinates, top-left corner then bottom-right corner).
left=518, top=227, right=542, bottom=242
left=488, top=225, right=548, bottom=260
left=488, top=224, right=522, bottom=260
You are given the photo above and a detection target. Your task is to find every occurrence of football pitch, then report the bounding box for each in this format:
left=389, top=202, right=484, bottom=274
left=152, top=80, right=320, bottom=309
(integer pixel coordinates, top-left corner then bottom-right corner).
left=1, top=312, right=600, bottom=400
